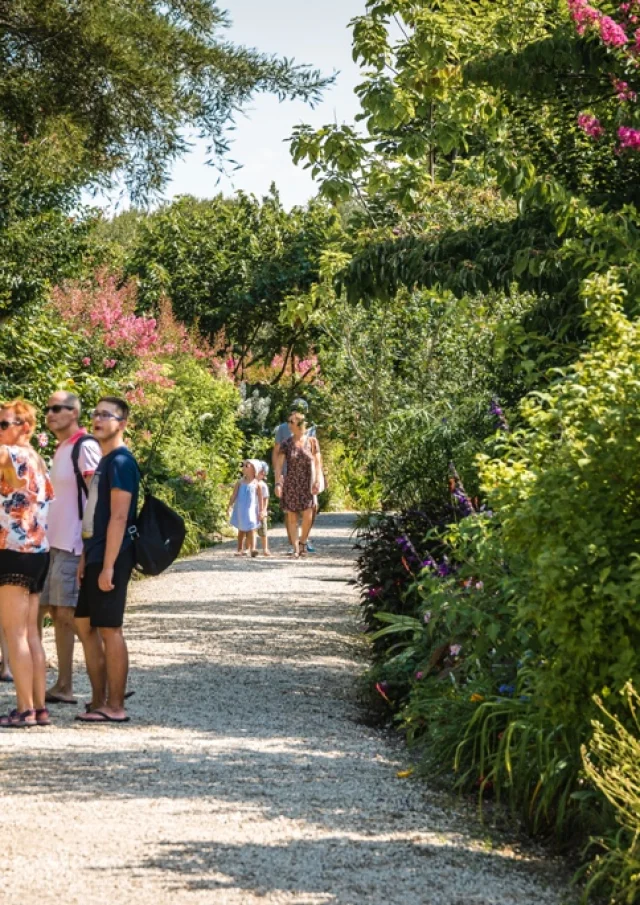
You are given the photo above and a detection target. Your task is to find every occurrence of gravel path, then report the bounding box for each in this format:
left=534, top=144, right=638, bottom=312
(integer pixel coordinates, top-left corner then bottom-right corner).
left=0, top=513, right=570, bottom=904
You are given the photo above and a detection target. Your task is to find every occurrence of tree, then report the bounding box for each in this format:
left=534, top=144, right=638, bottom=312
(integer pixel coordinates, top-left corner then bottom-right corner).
left=0, top=0, right=331, bottom=200
left=0, top=0, right=333, bottom=315
left=123, top=191, right=343, bottom=372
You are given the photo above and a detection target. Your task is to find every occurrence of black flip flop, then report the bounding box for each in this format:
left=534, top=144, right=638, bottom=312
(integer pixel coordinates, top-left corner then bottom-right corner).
left=45, top=691, right=78, bottom=705
left=75, top=710, right=130, bottom=723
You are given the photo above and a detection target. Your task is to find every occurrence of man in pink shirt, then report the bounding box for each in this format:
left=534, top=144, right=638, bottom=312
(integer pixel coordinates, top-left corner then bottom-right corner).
left=40, top=392, right=101, bottom=704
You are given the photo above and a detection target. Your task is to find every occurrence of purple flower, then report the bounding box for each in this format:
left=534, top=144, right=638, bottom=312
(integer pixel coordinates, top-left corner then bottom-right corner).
left=450, top=644, right=462, bottom=657
left=420, top=558, right=434, bottom=569
left=475, top=581, right=484, bottom=590
left=490, top=397, right=510, bottom=432
left=452, top=488, right=474, bottom=517
left=437, top=561, right=451, bottom=578
left=395, top=535, right=419, bottom=563
left=181, top=474, right=195, bottom=485
left=498, top=684, right=515, bottom=696
left=415, top=671, right=424, bottom=680
left=423, top=611, right=432, bottom=624
left=368, top=586, right=382, bottom=599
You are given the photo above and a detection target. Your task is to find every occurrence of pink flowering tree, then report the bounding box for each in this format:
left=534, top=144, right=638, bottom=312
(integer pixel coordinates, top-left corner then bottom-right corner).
left=568, top=0, right=640, bottom=150
left=50, top=269, right=229, bottom=411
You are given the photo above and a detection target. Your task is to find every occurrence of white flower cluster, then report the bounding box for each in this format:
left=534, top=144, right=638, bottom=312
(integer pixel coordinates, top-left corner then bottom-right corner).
left=238, top=386, right=271, bottom=430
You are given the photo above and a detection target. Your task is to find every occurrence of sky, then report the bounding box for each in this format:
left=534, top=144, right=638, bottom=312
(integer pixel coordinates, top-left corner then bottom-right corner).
left=100, top=0, right=367, bottom=213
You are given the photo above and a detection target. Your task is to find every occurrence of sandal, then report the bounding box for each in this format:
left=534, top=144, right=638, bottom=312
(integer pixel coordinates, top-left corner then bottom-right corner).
left=299, top=542, right=308, bottom=557
left=0, top=708, right=36, bottom=728
left=35, top=707, right=51, bottom=726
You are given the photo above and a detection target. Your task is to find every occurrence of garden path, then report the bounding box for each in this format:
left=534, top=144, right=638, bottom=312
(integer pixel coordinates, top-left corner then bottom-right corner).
left=0, top=513, right=570, bottom=904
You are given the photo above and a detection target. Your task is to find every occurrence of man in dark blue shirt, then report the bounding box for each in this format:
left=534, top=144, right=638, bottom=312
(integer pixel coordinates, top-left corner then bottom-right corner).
left=75, top=396, right=140, bottom=724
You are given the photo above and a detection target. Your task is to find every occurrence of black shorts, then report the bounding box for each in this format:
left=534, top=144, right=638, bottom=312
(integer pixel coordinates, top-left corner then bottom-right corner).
left=0, top=549, right=50, bottom=594
left=75, top=551, right=134, bottom=629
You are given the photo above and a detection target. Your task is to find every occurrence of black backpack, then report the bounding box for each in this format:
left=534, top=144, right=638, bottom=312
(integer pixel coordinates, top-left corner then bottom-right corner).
left=128, top=491, right=186, bottom=576
left=126, top=403, right=187, bottom=576
left=71, top=433, right=99, bottom=520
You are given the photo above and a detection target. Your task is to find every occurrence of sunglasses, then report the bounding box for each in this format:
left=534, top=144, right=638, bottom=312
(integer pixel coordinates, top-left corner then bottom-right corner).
left=44, top=404, right=75, bottom=414
left=90, top=410, right=123, bottom=421
left=0, top=420, right=23, bottom=431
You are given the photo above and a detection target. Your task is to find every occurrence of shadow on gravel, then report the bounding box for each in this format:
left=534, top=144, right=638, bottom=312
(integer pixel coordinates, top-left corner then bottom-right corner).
left=137, top=837, right=555, bottom=905
left=165, top=558, right=352, bottom=575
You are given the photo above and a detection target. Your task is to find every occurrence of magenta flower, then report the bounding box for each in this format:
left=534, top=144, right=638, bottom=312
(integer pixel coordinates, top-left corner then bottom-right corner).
left=613, top=78, right=637, bottom=101
left=578, top=113, right=605, bottom=139
left=568, top=0, right=602, bottom=34
left=618, top=124, right=640, bottom=149
left=599, top=15, right=628, bottom=46
left=415, top=671, right=424, bottom=680
left=82, top=356, right=91, bottom=367
left=103, top=358, right=117, bottom=369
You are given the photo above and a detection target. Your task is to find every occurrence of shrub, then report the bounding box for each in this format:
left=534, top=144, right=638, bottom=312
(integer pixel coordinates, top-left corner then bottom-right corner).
left=480, top=272, right=640, bottom=734
left=581, top=682, right=640, bottom=904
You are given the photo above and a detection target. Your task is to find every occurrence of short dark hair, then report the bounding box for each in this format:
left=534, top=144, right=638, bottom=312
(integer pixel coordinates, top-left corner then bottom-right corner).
left=97, top=396, right=130, bottom=420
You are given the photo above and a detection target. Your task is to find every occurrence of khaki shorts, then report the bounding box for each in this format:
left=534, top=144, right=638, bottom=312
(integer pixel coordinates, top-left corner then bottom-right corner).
left=258, top=518, right=269, bottom=538
left=40, top=548, right=80, bottom=608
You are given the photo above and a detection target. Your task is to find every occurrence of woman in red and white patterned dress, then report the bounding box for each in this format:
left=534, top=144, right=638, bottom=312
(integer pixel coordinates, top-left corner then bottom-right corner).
left=0, top=400, right=54, bottom=728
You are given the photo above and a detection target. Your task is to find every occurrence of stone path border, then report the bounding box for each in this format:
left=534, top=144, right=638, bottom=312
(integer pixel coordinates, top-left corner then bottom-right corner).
left=0, top=513, right=571, bottom=904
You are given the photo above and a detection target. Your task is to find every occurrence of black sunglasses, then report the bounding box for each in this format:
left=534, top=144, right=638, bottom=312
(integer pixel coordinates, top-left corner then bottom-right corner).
left=0, top=420, right=23, bottom=431
left=44, top=404, right=75, bottom=414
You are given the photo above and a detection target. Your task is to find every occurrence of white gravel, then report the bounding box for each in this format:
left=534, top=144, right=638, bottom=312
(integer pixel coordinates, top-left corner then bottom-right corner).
left=0, top=513, right=572, bottom=904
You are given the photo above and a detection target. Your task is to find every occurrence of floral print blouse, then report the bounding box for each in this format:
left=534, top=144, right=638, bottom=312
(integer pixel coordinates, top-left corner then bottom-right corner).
left=0, top=446, right=54, bottom=553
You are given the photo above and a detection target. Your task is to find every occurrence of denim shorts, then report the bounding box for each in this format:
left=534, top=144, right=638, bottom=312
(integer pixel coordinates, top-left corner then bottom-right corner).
left=40, top=547, right=80, bottom=608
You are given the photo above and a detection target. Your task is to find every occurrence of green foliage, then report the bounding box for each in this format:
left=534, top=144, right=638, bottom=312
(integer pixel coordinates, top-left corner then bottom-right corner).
left=480, top=272, right=640, bottom=732
left=125, top=191, right=342, bottom=370
left=581, top=683, right=640, bottom=905
left=0, top=301, right=117, bottom=407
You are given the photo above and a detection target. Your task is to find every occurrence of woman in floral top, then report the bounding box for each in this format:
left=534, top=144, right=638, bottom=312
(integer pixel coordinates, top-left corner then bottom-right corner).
left=0, top=399, right=54, bottom=728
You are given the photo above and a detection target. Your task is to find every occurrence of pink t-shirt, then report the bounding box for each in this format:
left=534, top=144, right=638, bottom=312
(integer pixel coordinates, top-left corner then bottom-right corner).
left=47, top=429, right=102, bottom=555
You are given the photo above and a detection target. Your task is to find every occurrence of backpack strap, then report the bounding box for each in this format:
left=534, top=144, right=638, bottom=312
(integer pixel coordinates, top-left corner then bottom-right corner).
left=71, top=434, right=97, bottom=521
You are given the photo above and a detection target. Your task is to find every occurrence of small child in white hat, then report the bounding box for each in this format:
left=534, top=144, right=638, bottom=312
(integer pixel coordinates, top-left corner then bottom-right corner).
left=256, top=461, right=271, bottom=556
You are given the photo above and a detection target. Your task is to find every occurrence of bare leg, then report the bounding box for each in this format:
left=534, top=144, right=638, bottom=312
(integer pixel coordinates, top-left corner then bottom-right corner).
left=75, top=616, right=107, bottom=710
left=247, top=529, right=257, bottom=556
left=0, top=585, right=33, bottom=712
left=0, top=624, right=12, bottom=680
left=37, top=604, right=48, bottom=641
left=300, top=508, right=314, bottom=545
left=285, top=515, right=294, bottom=546
left=261, top=532, right=270, bottom=555
left=47, top=605, right=76, bottom=700
left=101, top=626, right=128, bottom=716
left=27, top=593, right=46, bottom=711
left=235, top=530, right=247, bottom=555
left=286, top=511, right=300, bottom=555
